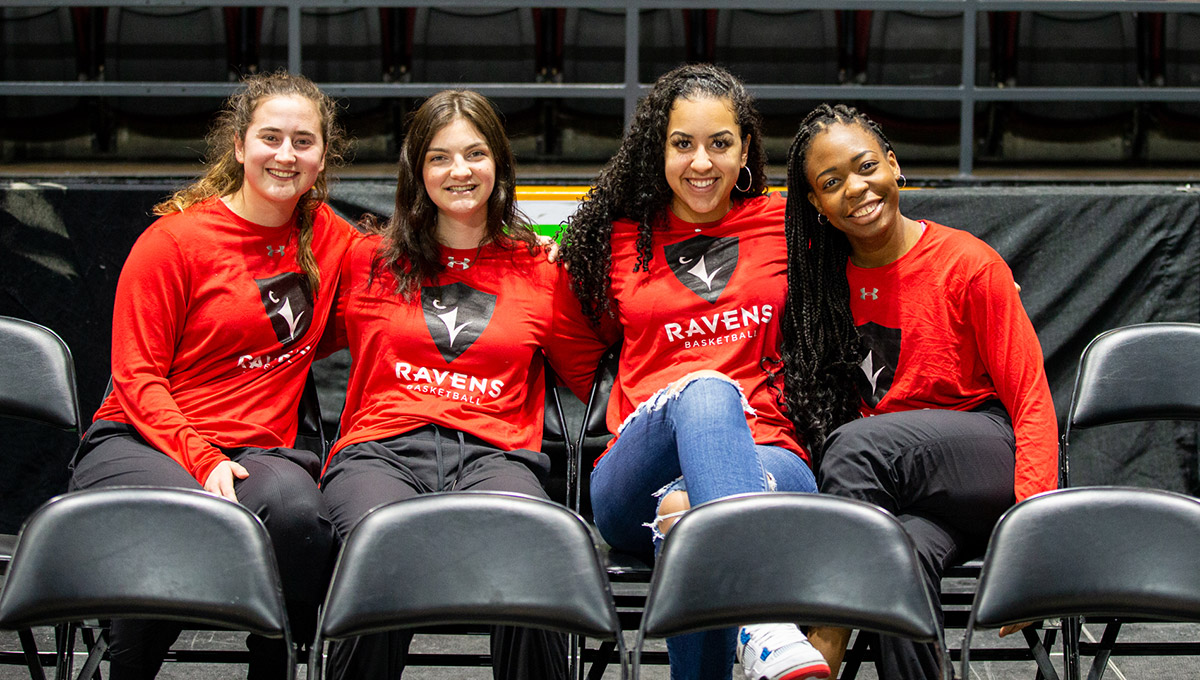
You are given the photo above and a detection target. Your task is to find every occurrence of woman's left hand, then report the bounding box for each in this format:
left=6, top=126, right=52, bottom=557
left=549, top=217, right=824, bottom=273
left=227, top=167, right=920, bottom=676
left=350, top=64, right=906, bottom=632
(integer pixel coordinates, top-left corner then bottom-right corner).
left=537, top=234, right=561, bottom=263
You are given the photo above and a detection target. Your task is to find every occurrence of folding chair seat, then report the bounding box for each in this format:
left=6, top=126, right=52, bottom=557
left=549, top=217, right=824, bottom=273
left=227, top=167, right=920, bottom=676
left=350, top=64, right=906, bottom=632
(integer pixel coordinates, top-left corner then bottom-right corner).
left=0, top=317, right=82, bottom=679
left=0, top=487, right=294, bottom=680
left=309, top=491, right=626, bottom=680
left=964, top=486, right=1200, bottom=680
left=635, top=492, right=947, bottom=680
left=1057, top=322, right=1200, bottom=674
left=0, top=7, right=91, bottom=145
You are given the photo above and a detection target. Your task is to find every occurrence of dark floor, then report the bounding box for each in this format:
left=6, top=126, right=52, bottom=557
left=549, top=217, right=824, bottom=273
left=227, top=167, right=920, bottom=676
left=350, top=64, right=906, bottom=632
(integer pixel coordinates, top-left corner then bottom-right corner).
left=4, top=615, right=1200, bottom=679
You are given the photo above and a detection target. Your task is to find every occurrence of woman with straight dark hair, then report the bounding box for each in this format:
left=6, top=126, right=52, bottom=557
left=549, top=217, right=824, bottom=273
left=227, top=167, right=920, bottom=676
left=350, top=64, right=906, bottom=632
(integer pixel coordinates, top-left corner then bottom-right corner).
left=319, top=89, right=596, bottom=680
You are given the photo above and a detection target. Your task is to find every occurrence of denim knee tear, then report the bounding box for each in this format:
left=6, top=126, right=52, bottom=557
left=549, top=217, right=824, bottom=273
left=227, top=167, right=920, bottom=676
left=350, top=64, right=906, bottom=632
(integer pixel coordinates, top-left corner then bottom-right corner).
left=616, top=374, right=756, bottom=437
left=644, top=476, right=688, bottom=541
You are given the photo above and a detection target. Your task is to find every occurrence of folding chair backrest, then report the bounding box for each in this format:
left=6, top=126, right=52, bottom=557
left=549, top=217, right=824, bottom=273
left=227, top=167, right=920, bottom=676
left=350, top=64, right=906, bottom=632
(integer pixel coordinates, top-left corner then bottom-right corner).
left=0, top=316, right=81, bottom=432
left=1066, top=322, right=1200, bottom=430
left=639, top=493, right=940, bottom=643
left=0, top=486, right=291, bottom=642
left=965, top=487, right=1200, bottom=679
left=315, top=491, right=622, bottom=647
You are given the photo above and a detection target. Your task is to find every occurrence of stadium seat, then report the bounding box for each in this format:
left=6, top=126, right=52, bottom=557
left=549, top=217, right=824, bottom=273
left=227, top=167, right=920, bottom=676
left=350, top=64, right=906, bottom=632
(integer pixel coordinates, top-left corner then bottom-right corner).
left=1144, top=12, right=1200, bottom=160
left=0, top=7, right=90, bottom=150
left=1001, top=11, right=1140, bottom=162
left=712, top=9, right=842, bottom=158
left=103, top=6, right=229, bottom=138
left=857, top=9, right=992, bottom=161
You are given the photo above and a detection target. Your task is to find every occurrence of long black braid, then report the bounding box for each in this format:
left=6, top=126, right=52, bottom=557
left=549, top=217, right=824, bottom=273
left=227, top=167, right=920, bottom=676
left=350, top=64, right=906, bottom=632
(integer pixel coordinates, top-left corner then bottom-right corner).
left=777, top=103, right=896, bottom=464
left=558, top=63, right=767, bottom=324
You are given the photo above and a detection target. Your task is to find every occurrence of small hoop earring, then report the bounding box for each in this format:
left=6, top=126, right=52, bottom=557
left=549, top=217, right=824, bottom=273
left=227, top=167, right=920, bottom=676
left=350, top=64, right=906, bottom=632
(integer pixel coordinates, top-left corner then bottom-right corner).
left=816, top=213, right=828, bottom=225
left=734, top=166, right=752, bottom=193
left=897, top=174, right=907, bottom=188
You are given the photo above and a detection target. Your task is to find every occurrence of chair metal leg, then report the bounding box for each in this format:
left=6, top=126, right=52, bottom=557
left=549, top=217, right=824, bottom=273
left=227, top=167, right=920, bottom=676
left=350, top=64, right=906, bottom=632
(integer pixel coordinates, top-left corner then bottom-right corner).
left=17, top=628, right=48, bottom=680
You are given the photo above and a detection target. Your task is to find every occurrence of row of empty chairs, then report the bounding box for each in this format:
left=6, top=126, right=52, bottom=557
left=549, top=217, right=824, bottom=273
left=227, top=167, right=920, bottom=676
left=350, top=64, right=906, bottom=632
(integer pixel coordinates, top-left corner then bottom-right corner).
left=2, top=7, right=1199, bottom=162
left=5, top=476, right=1200, bottom=680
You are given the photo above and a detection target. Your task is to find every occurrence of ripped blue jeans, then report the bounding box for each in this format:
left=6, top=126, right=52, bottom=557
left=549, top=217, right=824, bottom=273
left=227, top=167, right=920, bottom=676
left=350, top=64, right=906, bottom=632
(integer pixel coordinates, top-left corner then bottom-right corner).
left=590, top=375, right=817, bottom=680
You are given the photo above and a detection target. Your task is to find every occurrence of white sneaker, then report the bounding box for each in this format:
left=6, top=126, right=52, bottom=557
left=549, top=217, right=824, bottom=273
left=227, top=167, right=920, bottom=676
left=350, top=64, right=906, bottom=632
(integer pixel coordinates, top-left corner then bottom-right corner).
left=737, top=623, right=831, bottom=680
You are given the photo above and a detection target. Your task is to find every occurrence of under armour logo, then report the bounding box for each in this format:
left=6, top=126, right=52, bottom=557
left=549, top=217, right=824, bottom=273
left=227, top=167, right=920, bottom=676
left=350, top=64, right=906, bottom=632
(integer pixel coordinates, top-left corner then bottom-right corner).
left=267, top=245, right=285, bottom=257
left=446, top=256, right=471, bottom=270
left=860, top=288, right=879, bottom=300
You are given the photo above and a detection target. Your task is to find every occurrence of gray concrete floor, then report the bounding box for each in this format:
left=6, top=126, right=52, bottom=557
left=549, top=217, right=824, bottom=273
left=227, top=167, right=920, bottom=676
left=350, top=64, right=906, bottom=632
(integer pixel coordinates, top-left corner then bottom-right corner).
left=5, top=618, right=1200, bottom=679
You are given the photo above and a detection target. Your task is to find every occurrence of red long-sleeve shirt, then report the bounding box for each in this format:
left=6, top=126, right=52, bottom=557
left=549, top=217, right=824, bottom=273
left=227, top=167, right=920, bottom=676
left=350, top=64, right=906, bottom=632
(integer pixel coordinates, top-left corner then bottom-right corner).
left=847, top=220, right=1058, bottom=501
left=94, top=198, right=354, bottom=484
left=326, top=233, right=599, bottom=462
left=600, top=193, right=805, bottom=460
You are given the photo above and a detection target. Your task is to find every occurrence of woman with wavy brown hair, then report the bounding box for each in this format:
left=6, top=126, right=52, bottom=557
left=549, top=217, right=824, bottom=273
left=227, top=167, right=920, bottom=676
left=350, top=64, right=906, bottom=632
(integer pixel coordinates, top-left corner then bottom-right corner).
left=70, top=71, right=354, bottom=679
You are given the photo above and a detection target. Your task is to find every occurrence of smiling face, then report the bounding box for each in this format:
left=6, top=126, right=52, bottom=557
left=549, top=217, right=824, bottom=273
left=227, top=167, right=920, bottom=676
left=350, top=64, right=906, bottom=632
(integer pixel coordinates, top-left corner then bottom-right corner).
left=664, top=95, right=750, bottom=224
left=231, top=94, right=326, bottom=226
left=422, top=116, right=496, bottom=240
left=805, top=121, right=912, bottom=263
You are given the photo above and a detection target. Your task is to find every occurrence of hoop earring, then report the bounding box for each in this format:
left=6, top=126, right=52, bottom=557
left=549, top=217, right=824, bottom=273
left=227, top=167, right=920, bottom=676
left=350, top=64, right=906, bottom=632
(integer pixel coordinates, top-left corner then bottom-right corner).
left=816, top=213, right=828, bottom=225
left=897, top=174, right=907, bottom=188
left=735, top=166, right=752, bottom=193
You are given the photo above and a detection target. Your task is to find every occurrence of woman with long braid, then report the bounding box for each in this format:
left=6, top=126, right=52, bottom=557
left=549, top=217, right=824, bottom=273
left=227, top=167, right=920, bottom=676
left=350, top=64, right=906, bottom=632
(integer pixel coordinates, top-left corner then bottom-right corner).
left=780, top=104, right=1058, bottom=678
left=560, top=63, right=834, bottom=680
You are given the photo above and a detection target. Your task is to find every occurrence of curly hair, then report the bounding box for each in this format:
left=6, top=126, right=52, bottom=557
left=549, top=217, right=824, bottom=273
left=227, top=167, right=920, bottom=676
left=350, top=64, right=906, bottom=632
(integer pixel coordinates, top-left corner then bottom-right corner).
left=153, top=70, right=348, bottom=298
left=777, top=103, right=897, bottom=461
left=558, top=63, right=767, bottom=324
left=369, top=89, right=538, bottom=300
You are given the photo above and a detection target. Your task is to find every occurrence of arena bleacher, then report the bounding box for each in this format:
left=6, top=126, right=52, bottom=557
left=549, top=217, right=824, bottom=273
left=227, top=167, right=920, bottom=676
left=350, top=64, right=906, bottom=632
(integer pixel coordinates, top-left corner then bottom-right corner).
left=3, top=1, right=1200, bottom=678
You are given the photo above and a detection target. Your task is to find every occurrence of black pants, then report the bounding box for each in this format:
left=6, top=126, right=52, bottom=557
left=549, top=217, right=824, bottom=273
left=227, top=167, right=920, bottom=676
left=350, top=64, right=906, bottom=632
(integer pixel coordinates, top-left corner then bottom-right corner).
left=320, top=425, right=569, bottom=680
left=818, top=405, right=1016, bottom=680
left=69, top=420, right=338, bottom=680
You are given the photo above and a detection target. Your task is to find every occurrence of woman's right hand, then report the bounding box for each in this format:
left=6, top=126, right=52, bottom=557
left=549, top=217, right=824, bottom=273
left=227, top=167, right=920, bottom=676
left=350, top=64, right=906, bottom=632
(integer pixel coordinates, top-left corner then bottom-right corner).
left=204, top=460, right=250, bottom=502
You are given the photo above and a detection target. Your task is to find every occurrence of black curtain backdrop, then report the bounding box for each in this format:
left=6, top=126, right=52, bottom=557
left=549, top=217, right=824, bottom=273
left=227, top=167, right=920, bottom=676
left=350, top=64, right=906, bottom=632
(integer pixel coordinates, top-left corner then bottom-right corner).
left=2, top=180, right=1198, bottom=531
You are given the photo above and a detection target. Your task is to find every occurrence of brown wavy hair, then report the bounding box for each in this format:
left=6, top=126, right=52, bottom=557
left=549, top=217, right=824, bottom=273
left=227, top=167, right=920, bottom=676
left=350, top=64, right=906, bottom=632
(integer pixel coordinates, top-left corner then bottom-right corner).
left=153, top=70, right=348, bottom=296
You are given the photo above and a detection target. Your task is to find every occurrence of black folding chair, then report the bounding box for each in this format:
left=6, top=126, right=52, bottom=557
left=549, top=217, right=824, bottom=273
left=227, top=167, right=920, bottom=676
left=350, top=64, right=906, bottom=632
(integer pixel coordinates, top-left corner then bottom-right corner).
left=309, top=491, right=626, bottom=680
left=634, top=493, right=948, bottom=680
left=566, top=344, right=659, bottom=678
left=0, top=316, right=83, bottom=679
left=1058, top=321, right=1200, bottom=676
left=964, top=486, right=1200, bottom=680
left=0, top=487, right=295, bottom=680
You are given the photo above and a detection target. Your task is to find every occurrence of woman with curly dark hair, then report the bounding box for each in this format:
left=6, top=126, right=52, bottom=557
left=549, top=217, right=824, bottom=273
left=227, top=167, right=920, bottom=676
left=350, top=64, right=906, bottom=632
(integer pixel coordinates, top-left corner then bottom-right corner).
left=781, top=104, right=1057, bottom=678
left=70, top=71, right=353, bottom=679
left=559, top=63, right=834, bottom=680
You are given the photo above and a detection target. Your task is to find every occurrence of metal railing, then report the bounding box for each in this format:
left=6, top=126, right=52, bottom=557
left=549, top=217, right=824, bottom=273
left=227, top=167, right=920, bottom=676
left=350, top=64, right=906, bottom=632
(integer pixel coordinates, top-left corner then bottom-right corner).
left=3, top=0, right=1200, bottom=175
